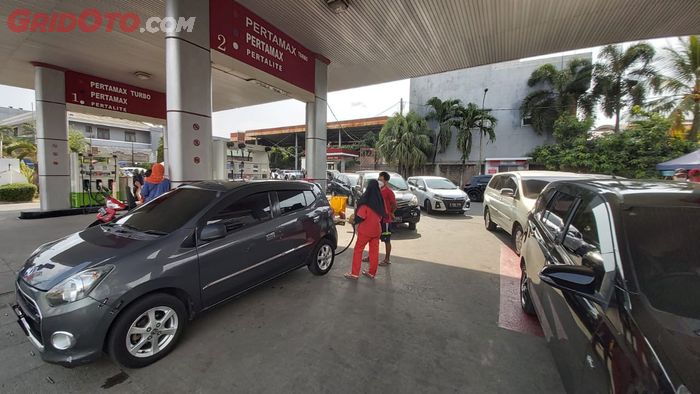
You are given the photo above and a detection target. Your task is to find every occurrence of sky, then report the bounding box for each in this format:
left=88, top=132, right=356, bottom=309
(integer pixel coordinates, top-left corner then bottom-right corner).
left=0, top=37, right=683, bottom=136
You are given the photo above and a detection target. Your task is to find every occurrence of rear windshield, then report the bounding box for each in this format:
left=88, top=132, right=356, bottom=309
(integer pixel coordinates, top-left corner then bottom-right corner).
left=624, top=205, right=700, bottom=319
left=521, top=179, right=551, bottom=199
left=114, top=188, right=218, bottom=234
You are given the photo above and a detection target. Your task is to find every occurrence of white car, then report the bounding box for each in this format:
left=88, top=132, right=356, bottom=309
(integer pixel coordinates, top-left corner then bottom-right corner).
left=483, top=171, right=598, bottom=255
left=407, top=176, right=471, bottom=214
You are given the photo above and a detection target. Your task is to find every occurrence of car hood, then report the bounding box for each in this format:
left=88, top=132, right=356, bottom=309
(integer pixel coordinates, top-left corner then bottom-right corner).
left=394, top=190, right=414, bottom=201
left=19, top=225, right=156, bottom=291
left=430, top=188, right=467, bottom=199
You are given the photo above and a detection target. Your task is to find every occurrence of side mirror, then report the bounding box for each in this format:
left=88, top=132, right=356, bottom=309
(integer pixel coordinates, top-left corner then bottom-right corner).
left=200, top=223, right=227, bottom=242
left=419, top=186, right=426, bottom=191
left=500, top=188, right=514, bottom=197
left=539, top=265, right=602, bottom=304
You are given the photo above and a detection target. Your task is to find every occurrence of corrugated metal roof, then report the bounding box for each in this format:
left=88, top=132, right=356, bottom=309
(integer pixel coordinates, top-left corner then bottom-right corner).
left=1, top=0, right=698, bottom=112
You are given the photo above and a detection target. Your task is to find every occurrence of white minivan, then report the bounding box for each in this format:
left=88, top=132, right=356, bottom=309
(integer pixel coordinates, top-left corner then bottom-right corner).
left=483, top=171, right=595, bottom=254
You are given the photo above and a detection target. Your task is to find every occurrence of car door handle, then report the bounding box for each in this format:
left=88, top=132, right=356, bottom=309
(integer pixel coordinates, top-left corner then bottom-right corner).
left=265, top=232, right=276, bottom=241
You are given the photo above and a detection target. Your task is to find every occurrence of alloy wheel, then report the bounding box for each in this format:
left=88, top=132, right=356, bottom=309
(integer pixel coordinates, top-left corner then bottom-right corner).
left=125, top=306, right=179, bottom=358
left=317, top=244, right=333, bottom=270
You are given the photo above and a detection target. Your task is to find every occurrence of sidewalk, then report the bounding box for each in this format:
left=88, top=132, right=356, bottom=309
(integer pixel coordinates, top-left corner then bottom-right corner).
left=0, top=202, right=39, bottom=212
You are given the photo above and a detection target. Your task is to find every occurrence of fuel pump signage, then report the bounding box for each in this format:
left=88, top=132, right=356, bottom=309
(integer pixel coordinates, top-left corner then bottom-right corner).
left=210, top=0, right=316, bottom=94
left=65, top=70, right=166, bottom=119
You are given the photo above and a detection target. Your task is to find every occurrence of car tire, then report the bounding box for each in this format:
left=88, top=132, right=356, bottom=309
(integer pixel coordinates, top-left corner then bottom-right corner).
left=408, top=222, right=417, bottom=231
left=520, top=269, right=536, bottom=316
left=107, top=293, right=187, bottom=368
left=423, top=200, right=432, bottom=214
left=512, top=223, right=524, bottom=255
left=484, top=207, right=497, bottom=231
left=467, top=190, right=481, bottom=202
left=308, top=239, right=335, bottom=276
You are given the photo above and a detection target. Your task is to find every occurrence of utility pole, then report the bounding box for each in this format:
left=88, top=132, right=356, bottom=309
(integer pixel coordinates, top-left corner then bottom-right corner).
left=294, top=133, right=298, bottom=170
left=478, top=88, right=489, bottom=175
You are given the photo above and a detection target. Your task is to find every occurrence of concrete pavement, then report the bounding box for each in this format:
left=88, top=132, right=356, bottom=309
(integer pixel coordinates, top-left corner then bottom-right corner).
left=0, top=204, right=564, bottom=393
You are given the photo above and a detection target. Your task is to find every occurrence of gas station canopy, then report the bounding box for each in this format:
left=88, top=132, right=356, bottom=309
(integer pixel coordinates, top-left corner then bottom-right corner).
left=2, top=0, right=699, bottom=112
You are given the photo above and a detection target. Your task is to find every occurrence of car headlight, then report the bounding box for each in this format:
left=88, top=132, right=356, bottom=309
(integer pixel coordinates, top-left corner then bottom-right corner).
left=46, top=265, right=114, bottom=307
left=433, top=195, right=444, bottom=201
left=409, top=195, right=418, bottom=206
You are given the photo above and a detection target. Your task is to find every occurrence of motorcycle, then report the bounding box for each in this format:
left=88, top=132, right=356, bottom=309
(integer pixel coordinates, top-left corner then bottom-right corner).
left=88, top=186, right=133, bottom=227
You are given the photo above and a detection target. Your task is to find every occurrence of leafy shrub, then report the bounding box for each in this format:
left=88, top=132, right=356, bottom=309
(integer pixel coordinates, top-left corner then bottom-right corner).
left=0, top=183, right=37, bottom=202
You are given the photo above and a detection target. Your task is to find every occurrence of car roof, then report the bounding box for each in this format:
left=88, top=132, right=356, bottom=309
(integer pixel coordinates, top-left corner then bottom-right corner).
left=549, top=179, right=700, bottom=208
left=182, top=180, right=313, bottom=193
left=408, top=176, right=450, bottom=180
left=494, top=170, right=595, bottom=178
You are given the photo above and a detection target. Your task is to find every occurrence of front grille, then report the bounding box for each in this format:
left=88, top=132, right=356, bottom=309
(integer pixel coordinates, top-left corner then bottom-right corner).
left=397, top=200, right=410, bottom=208
left=17, top=284, right=43, bottom=344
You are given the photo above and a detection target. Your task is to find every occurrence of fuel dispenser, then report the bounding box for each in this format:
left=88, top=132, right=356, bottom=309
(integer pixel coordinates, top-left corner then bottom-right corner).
left=70, top=152, right=123, bottom=208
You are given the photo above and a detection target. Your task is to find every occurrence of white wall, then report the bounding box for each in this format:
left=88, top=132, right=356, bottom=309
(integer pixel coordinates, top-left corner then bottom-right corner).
left=0, top=158, right=26, bottom=185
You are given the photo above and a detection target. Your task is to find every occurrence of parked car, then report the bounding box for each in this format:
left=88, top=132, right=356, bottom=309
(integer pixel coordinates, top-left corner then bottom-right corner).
left=351, top=171, right=421, bottom=230
left=327, top=169, right=340, bottom=182
left=279, top=169, right=304, bottom=180
left=328, top=173, right=360, bottom=205
left=407, top=176, right=470, bottom=214
left=483, top=171, right=597, bottom=255
left=519, top=179, right=700, bottom=393
left=12, top=181, right=337, bottom=368
left=463, top=174, right=492, bottom=202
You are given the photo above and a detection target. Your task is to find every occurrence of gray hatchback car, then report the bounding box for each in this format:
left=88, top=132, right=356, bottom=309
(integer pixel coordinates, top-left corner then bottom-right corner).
left=13, top=181, right=337, bottom=368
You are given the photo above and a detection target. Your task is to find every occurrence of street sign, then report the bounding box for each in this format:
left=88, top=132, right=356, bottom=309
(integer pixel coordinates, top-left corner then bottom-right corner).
left=210, top=0, right=316, bottom=94
left=65, top=70, right=166, bottom=119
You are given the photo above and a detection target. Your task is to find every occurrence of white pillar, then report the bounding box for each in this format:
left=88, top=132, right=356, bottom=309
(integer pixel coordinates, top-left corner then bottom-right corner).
left=165, top=0, right=212, bottom=185
left=35, top=66, right=70, bottom=211
left=212, top=139, right=226, bottom=180
left=305, top=59, right=328, bottom=189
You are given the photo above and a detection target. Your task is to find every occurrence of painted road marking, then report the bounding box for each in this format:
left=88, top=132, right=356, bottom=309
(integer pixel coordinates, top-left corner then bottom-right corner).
left=498, top=245, right=543, bottom=337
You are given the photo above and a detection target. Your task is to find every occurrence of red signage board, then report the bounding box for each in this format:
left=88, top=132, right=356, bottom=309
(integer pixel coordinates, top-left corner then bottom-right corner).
left=210, top=0, right=316, bottom=94
left=65, top=71, right=166, bottom=119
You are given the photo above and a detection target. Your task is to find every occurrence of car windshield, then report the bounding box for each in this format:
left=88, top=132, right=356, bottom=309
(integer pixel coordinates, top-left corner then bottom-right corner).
left=521, top=178, right=553, bottom=199
left=623, top=205, right=700, bottom=319
left=114, top=188, right=218, bottom=234
left=345, top=174, right=359, bottom=186
left=425, top=178, right=457, bottom=190
left=364, top=173, right=408, bottom=191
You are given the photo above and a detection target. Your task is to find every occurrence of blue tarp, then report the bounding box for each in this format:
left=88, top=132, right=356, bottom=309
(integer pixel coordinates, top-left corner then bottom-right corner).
left=656, top=149, right=700, bottom=171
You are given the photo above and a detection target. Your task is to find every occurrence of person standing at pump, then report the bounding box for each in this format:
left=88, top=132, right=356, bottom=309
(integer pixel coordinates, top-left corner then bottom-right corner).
left=345, top=180, right=385, bottom=280
left=364, top=171, right=397, bottom=266
left=140, top=163, right=171, bottom=203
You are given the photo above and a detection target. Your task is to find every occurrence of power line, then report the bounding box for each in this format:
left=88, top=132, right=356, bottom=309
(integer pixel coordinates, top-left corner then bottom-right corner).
left=372, top=100, right=402, bottom=117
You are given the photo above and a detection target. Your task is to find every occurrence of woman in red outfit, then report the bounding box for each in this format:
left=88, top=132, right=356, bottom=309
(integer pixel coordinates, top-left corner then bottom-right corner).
left=345, top=180, right=386, bottom=280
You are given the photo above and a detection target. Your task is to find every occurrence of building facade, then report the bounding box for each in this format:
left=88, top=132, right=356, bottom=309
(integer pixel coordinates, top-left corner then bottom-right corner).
left=410, top=53, right=592, bottom=179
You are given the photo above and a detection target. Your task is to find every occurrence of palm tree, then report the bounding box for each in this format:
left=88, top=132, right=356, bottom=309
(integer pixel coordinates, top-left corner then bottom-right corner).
left=649, top=35, right=700, bottom=142
left=591, top=43, right=659, bottom=133
left=425, top=97, right=462, bottom=162
left=455, top=103, right=497, bottom=185
left=521, top=58, right=594, bottom=134
left=377, top=111, right=433, bottom=176
left=5, top=140, right=38, bottom=185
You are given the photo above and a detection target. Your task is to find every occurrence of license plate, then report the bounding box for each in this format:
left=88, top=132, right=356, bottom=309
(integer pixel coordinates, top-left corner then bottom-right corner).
left=449, top=203, right=462, bottom=209
left=98, top=207, right=107, bottom=215
left=392, top=216, right=402, bottom=223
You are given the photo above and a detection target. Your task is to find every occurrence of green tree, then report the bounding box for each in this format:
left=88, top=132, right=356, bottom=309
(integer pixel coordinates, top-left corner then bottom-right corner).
left=377, top=111, right=433, bottom=176
left=521, top=58, right=594, bottom=135
left=591, top=43, right=659, bottom=133
left=361, top=131, right=377, bottom=148
left=552, top=113, right=594, bottom=144
left=425, top=97, right=462, bottom=162
left=157, top=137, right=164, bottom=162
left=649, top=35, right=700, bottom=142
left=268, top=146, right=295, bottom=169
left=455, top=103, right=497, bottom=185
left=68, top=128, right=88, bottom=153
left=530, top=110, right=695, bottom=178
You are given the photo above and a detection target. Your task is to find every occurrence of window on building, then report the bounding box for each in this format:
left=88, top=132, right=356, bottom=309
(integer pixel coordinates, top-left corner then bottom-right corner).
left=85, top=125, right=92, bottom=137
left=125, top=131, right=136, bottom=142
left=521, top=116, right=533, bottom=127
left=97, top=127, right=110, bottom=140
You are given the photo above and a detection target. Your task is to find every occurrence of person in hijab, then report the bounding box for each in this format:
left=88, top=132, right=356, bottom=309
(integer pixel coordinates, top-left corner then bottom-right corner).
left=140, top=163, right=171, bottom=203
left=345, top=179, right=386, bottom=280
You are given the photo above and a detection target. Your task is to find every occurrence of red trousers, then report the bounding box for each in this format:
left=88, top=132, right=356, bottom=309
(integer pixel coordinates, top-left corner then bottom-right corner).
left=352, top=233, right=379, bottom=276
